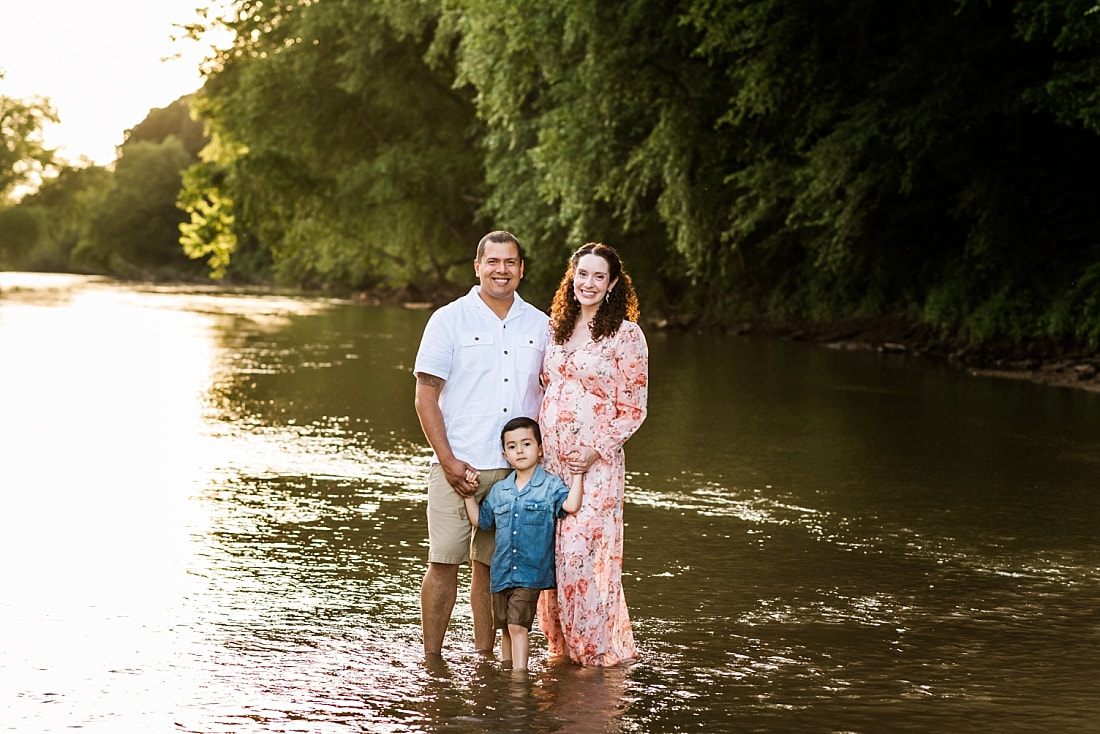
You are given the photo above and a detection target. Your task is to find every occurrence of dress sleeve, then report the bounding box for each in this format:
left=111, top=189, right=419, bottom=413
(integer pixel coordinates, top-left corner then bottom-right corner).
left=592, top=321, right=649, bottom=461
left=539, top=323, right=554, bottom=389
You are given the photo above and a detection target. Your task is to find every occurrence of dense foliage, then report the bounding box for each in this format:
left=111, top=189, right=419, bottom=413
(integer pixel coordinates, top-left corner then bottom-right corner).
left=173, top=0, right=1100, bottom=349
left=1, top=96, right=207, bottom=276
left=0, top=76, right=57, bottom=204
left=71, top=136, right=202, bottom=275
left=6, top=2, right=1100, bottom=350
left=178, top=0, right=488, bottom=292
left=442, top=0, right=1100, bottom=346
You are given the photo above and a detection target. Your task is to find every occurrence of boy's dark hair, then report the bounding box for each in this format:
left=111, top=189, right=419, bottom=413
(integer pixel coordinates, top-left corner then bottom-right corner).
left=501, top=416, right=541, bottom=447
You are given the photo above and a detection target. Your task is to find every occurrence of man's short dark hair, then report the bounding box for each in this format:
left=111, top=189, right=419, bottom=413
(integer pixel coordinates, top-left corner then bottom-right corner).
left=501, top=416, right=541, bottom=447
left=477, top=230, right=524, bottom=262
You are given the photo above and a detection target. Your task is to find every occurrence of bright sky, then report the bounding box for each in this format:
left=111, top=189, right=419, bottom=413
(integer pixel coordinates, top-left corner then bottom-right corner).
left=0, top=1, right=230, bottom=166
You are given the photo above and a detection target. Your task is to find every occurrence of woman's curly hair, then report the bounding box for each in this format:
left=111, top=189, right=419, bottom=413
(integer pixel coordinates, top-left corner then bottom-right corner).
left=550, top=243, right=640, bottom=345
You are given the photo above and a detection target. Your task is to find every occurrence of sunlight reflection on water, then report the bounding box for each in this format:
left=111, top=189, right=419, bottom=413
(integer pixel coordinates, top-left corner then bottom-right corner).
left=3, top=274, right=1100, bottom=733
left=1, top=280, right=217, bottom=731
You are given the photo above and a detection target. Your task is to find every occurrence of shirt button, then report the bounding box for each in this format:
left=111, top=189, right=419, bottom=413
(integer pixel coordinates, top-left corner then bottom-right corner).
left=504, top=378, right=509, bottom=382
left=504, top=350, right=509, bottom=355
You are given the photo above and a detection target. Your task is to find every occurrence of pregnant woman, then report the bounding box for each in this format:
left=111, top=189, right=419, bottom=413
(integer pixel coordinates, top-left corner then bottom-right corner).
left=536, top=242, right=649, bottom=666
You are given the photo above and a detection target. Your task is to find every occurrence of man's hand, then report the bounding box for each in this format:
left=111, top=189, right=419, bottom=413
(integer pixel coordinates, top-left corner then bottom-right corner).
left=415, top=371, right=480, bottom=495
left=442, top=456, right=480, bottom=497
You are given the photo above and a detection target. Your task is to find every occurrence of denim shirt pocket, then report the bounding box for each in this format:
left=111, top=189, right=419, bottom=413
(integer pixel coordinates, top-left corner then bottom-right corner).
left=522, top=500, right=550, bottom=525
left=493, top=503, right=512, bottom=528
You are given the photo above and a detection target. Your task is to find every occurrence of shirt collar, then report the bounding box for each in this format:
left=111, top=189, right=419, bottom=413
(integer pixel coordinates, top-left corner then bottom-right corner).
left=468, top=286, right=528, bottom=322
left=507, top=463, right=548, bottom=494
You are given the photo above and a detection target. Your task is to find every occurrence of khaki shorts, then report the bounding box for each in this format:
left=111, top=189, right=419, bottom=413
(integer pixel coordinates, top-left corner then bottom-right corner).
left=492, top=587, right=541, bottom=630
left=426, top=464, right=511, bottom=565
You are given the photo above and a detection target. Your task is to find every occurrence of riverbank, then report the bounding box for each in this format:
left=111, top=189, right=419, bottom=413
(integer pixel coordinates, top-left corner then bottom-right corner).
left=4, top=271, right=1097, bottom=393
left=706, top=316, right=1100, bottom=393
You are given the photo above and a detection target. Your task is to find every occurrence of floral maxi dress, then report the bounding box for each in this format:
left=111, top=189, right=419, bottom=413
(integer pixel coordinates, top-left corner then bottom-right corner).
left=536, top=320, right=649, bottom=666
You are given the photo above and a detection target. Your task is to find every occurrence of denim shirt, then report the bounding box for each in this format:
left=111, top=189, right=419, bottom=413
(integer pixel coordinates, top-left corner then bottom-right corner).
left=477, top=464, right=570, bottom=593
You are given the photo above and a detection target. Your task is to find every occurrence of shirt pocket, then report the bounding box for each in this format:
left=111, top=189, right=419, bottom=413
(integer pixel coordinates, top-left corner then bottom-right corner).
left=522, top=500, right=551, bottom=525
left=514, top=338, right=543, bottom=376
left=460, top=331, right=494, bottom=371
left=493, top=504, right=512, bottom=529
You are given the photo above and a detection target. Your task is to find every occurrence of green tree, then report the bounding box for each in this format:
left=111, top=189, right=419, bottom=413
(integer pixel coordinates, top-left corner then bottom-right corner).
left=125, top=95, right=208, bottom=158
left=65, top=97, right=209, bottom=277
left=183, top=0, right=1100, bottom=349
left=178, top=149, right=241, bottom=279
left=1, top=76, right=57, bottom=202
left=677, top=0, right=1100, bottom=338
left=7, top=164, right=111, bottom=270
left=0, top=205, right=39, bottom=266
left=73, top=137, right=200, bottom=274
left=181, top=0, right=488, bottom=291
left=447, top=0, right=732, bottom=311
left=453, top=0, right=1100, bottom=339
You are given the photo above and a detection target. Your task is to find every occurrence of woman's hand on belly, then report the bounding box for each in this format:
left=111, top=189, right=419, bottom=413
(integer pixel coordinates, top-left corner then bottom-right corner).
left=563, top=445, right=600, bottom=474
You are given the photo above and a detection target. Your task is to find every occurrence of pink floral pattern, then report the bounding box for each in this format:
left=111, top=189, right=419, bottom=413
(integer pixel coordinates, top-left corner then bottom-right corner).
left=536, top=320, right=648, bottom=666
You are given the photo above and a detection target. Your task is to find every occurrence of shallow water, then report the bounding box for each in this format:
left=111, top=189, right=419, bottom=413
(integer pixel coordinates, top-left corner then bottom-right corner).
left=2, top=273, right=1098, bottom=732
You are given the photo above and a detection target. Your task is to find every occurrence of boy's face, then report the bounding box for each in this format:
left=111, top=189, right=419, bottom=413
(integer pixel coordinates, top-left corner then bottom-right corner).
left=502, top=426, right=542, bottom=472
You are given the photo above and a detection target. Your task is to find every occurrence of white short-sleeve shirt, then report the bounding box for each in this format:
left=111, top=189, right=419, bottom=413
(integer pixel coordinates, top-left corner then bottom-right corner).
left=414, top=287, right=549, bottom=469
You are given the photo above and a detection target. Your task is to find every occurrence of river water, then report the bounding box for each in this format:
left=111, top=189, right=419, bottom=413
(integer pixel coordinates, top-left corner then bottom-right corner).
left=1, top=273, right=1098, bottom=733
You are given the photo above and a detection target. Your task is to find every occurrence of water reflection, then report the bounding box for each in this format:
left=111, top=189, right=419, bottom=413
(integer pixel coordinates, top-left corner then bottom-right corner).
left=404, top=655, right=632, bottom=733
left=1, top=276, right=216, bottom=732
left=3, top=274, right=1100, bottom=733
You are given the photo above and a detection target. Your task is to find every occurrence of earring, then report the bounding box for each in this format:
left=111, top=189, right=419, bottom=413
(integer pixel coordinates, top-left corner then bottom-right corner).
left=605, top=287, right=613, bottom=303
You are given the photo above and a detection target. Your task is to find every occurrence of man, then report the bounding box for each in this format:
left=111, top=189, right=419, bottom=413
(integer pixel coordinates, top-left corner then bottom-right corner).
left=413, top=231, right=549, bottom=656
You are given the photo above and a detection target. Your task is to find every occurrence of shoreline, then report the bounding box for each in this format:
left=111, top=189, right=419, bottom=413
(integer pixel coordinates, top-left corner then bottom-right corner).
left=4, top=271, right=1097, bottom=393
left=707, top=316, right=1100, bottom=394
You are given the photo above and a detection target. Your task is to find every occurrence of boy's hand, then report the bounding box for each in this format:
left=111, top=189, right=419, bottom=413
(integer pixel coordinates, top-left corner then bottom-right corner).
left=465, top=468, right=481, bottom=486
left=566, top=451, right=583, bottom=476
left=564, top=446, right=598, bottom=475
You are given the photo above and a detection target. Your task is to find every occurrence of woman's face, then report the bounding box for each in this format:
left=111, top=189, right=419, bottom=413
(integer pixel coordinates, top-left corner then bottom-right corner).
left=572, top=253, right=618, bottom=311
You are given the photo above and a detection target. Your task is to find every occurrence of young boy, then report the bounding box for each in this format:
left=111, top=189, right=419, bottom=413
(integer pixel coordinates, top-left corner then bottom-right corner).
left=463, top=416, right=583, bottom=672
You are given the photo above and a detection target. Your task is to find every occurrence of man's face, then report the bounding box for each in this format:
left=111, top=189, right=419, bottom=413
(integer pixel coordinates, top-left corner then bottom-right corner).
left=474, top=240, right=524, bottom=303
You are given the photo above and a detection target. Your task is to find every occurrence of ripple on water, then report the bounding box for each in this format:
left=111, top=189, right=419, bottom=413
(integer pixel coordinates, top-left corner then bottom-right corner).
left=5, top=275, right=1100, bottom=733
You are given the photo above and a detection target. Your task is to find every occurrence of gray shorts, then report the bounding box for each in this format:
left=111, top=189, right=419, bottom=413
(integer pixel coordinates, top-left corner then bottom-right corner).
left=426, top=464, right=511, bottom=565
left=492, top=587, right=541, bottom=630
